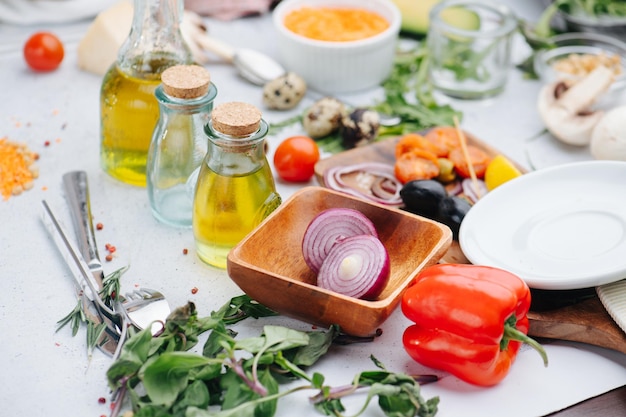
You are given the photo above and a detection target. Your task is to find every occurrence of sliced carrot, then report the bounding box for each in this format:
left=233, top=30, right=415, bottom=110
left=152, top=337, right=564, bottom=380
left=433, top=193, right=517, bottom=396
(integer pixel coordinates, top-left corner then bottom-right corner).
left=394, top=149, right=440, bottom=184
left=424, top=126, right=462, bottom=157
left=448, top=145, right=491, bottom=179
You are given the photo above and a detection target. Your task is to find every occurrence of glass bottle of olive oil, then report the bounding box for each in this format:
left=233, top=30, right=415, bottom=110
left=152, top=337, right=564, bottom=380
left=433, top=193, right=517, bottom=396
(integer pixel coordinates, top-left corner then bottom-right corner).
left=100, top=0, right=193, bottom=187
left=193, top=102, right=282, bottom=269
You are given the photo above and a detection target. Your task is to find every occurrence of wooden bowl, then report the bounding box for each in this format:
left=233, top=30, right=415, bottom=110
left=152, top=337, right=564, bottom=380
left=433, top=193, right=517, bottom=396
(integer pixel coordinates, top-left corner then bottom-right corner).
left=227, top=186, right=452, bottom=336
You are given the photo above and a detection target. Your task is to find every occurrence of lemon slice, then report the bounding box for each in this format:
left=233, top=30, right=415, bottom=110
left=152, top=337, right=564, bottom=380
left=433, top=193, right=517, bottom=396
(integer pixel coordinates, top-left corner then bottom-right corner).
left=484, top=155, right=522, bottom=191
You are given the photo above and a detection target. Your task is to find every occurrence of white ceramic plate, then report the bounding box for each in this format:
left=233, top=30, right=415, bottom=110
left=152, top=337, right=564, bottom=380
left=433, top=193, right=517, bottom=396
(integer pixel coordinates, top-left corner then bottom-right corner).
left=459, top=161, right=626, bottom=290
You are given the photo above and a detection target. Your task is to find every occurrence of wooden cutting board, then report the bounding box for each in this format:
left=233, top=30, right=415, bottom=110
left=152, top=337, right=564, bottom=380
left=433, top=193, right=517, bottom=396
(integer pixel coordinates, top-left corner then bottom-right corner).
left=314, top=133, right=626, bottom=354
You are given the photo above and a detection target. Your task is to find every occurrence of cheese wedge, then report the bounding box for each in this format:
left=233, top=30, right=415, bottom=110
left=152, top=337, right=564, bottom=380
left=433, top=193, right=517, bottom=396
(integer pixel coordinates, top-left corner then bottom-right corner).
left=77, top=1, right=133, bottom=76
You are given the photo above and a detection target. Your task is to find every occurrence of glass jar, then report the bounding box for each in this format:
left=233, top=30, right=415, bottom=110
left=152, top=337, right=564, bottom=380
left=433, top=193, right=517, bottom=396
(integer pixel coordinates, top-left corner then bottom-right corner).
left=100, top=0, right=194, bottom=187
left=193, top=102, right=282, bottom=269
left=147, top=65, right=218, bottom=228
left=427, top=0, right=517, bottom=99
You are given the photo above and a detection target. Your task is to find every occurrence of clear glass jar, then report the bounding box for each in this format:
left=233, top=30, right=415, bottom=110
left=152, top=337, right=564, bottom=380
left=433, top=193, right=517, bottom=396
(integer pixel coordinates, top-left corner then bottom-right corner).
left=100, top=0, right=194, bottom=187
left=427, top=0, right=517, bottom=99
left=192, top=102, right=282, bottom=269
left=147, top=65, right=218, bottom=228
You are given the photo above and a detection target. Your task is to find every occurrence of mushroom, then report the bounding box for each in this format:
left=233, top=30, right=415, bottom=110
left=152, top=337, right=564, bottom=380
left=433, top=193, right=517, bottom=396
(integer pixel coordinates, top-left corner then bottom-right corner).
left=302, top=97, right=346, bottom=138
left=537, top=65, right=615, bottom=146
left=262, top=72, right=307, bottom=110
left=590, top=105, right=626, bottom=161
left=341, top=108, right=380, bottom=149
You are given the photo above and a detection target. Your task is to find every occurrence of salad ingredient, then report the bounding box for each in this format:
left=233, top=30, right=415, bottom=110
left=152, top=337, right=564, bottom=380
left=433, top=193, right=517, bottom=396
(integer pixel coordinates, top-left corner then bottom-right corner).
left=448, top=145, right=491, bottom=179
left=392, top=0, right=480, bottom=37
left=302, top=208, right=378, bottom=274
left=273, top=135, right=320, bottom=182
left=402, top=263, right=548, bottom=386
left=590, top=105, right=626, bottom=161
left=284, top=7, right=389, bottom=42
left=435, top=195, right=470, bottom=239
left=317, top=234, right=390, bottom=300
left=302, top=97, right=346, bottom=138
left=537, top=65, right=614, bottom=146
left=341, top=108, right=380, bottom=148
left=461, top=178, right=487, bottom=204
left=23, top=32, right=64, bottom=71
left=0, top=138, right=39, bottom=200
left=394, top=148, right=440, bottom=183
left=436, top=157, right=457, bottom=183
left=553, top=52, right=622, bottom=79
left=399, top=179, right=447, bottom=218
left=263, top=72, right=307, bottom=110
left=424, top=126, right=462, bottom=157
left=323, top=163, right=403, bottom=206
left=76, top=1, right=133, bottom=75
left=107, top=297, right=439, bottom=417
left=395, top=133, right=442, bottom=158
left=484, top=154, right=523, bottom=190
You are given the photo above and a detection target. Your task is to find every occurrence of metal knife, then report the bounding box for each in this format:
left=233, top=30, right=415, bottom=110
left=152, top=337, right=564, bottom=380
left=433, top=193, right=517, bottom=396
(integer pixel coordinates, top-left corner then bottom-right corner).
left=62, top=171, right=105, bottom=292
left=41, top=200, right=119, bottom=356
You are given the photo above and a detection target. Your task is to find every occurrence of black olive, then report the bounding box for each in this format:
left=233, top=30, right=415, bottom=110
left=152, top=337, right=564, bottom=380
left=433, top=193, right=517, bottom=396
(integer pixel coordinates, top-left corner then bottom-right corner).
left=436, top=195, right=471, bottom=240
left=400, top=180, right=447, bottom=218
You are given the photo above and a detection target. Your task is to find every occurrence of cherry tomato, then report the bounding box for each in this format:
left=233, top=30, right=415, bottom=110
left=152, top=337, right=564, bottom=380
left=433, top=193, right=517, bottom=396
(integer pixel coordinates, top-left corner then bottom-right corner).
left=448, top=145, right=491, bottom=179
left=394, top=149, right=440, bottom=184
left=23, top=32, right=64, bottom=72
left=273, top=136, right=320, bottom=182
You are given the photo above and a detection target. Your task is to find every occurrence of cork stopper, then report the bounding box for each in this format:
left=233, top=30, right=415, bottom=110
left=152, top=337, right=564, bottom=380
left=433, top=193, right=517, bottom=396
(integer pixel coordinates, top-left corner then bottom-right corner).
left=211, top=102, right=262, bottom=136
left=161, top=65, right=211, bottom=99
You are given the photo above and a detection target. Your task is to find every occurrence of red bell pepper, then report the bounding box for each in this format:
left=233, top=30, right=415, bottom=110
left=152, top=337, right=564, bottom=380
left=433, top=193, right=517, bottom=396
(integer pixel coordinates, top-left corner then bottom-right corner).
left=401, top=263, right=548, bottom=386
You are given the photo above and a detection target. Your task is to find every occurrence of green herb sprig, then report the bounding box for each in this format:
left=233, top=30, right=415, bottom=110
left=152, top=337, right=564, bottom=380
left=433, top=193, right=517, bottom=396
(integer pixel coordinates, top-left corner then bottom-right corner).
left=107, top=297, right=439, bottom=417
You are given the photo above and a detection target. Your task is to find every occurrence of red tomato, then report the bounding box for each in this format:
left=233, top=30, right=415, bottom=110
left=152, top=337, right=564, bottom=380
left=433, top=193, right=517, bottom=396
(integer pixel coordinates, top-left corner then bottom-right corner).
left=273, top=136, right=320, bottom=182
left=23, top=32, right=64, bottom=72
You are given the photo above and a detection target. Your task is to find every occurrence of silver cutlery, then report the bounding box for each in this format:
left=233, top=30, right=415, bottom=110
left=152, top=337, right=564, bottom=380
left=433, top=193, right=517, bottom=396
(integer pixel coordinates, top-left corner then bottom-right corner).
left=41, top=200, right=121, bottom=356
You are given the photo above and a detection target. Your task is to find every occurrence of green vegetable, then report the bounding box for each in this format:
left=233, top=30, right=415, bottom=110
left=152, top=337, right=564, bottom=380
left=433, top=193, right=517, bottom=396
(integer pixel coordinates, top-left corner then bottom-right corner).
left=107, top=296, right=439, bottom=417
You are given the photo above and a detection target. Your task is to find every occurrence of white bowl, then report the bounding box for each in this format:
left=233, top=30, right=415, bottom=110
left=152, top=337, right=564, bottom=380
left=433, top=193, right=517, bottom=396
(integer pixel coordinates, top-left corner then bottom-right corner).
left=272, top=0, right=401, bottom=93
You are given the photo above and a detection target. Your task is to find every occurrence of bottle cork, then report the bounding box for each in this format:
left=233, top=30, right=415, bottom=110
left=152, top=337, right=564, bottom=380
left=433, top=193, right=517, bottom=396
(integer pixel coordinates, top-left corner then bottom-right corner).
left=211, top=102, right=262, bottom=136
left=161, top=65, right=211, bottom=99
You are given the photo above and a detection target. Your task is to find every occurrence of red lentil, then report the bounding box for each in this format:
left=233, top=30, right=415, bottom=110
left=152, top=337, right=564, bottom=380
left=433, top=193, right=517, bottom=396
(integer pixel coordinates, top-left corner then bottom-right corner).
left=0, top=137, right=39, bottom=201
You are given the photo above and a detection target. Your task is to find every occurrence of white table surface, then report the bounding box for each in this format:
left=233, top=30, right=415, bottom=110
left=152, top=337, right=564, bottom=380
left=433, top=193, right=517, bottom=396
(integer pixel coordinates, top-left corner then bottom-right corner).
left=1, top=1, right=625, bottom=416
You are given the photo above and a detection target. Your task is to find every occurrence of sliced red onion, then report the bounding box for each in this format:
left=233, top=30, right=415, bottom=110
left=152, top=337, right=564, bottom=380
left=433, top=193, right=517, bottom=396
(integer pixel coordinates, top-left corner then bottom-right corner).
left=323, top=163, right=403, bottom=206
left=461, top=178, right=488, bottom=204
left=302, top=208, right=378, bottom=274
left=317, top=235, right=390, bottom=300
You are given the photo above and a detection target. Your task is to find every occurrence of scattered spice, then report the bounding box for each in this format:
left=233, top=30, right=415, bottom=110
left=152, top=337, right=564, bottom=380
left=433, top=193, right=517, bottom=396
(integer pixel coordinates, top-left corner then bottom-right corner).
left=191, top=287, right=198, bottom=294
left=96, top=222, right=104, bottom=230
left=0, top=137, right=39, bottom=201
left=98, top=397, right=106, bottom=404
left=105, top=254, right=113, bottom=262
left=182, top=248, right=189, bottom=255
left=44, top=140, right=51, bottom=147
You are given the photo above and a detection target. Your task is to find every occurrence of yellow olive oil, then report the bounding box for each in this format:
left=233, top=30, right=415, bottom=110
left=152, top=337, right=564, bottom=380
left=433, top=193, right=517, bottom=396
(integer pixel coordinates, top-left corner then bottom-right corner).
left=192, top=164, right=281, bottom=269
left=100, top=64, right=164, bottom=187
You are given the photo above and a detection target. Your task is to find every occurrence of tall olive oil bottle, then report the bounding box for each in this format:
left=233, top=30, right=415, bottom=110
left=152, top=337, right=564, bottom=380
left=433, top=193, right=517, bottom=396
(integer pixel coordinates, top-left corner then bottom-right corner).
left=100, top=0, right=193, bottom=187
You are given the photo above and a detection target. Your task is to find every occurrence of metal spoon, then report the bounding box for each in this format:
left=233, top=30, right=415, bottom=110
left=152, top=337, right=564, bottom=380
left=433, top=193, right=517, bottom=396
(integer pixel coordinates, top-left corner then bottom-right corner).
left=194, top=35, right=401, bottom=126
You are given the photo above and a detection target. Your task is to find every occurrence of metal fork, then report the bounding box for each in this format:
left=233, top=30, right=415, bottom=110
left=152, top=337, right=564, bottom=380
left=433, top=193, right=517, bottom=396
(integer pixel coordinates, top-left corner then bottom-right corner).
left=123, top=288, right=170, bottom=336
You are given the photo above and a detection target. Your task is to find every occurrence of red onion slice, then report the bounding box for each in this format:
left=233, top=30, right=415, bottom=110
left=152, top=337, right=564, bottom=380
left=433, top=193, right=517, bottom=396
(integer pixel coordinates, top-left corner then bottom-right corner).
left=323, top=163, right=403, bottom=206
left=317, top=235, right=390, bottom=300
left=461, top=178, right=487, bottom=204
left=302, top=208, right=378, bottom=274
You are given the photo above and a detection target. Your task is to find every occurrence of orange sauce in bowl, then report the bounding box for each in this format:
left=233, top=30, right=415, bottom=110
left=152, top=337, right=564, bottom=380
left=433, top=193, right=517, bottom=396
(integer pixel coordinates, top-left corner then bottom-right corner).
left=284, top=7, right=390, bottom=42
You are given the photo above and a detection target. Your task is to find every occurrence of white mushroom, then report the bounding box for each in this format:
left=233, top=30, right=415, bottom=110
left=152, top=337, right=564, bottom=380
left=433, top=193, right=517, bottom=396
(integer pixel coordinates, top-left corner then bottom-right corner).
left=590, top=105, right=626, bottom=161
left=537, top=65, right=614, bottom=146
left=262, top=72, right=307, bottom=110
left=302, top=97, right=346, bottom=138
